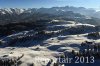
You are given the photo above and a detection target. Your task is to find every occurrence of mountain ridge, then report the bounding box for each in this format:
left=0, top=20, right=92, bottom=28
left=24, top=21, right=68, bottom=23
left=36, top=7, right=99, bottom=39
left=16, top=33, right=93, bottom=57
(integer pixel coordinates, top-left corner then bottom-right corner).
left=0, top=6, right=100, bottom=25
left=0, top=6, right=98, bottom=18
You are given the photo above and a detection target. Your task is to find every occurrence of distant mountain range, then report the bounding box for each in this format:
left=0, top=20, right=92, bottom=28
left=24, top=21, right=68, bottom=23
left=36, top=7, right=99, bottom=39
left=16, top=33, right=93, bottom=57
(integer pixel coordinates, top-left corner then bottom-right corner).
left=0, top=6, right=100, bottom=25
left=0, top=6, right=100, bottom=17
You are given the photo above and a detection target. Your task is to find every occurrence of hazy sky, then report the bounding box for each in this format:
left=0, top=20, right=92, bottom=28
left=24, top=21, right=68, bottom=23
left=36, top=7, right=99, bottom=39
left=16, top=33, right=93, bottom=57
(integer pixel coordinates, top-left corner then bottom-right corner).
left=0, top=0, right=100, bottom=10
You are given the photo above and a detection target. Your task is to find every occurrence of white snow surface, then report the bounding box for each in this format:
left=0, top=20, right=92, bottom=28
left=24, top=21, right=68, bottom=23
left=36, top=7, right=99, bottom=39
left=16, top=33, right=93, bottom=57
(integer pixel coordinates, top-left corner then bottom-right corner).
left=0, top=20, right=100, bottom=66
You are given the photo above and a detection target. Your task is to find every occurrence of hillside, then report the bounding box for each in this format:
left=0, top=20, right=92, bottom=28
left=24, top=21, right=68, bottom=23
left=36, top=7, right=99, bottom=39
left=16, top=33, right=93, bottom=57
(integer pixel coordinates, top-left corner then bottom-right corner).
left=0, top=19, right=100, bottom=66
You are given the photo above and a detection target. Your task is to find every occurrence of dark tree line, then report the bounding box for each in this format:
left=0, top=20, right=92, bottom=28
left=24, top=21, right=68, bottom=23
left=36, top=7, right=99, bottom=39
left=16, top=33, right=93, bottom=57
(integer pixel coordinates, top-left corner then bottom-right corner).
left=0, top=19, right=49, bottom=36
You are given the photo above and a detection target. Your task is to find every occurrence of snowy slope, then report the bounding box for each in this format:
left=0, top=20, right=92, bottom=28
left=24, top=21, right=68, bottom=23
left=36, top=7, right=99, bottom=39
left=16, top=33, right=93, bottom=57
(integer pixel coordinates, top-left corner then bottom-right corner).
left=0, top=20, right=100, bottom=66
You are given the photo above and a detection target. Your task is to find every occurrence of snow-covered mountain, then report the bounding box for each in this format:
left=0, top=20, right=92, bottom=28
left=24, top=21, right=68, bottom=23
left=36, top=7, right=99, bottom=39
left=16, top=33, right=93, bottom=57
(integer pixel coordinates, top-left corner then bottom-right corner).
left=0, top=6, right=98, bottom=18
left=0, top=6, right=100, bottom=25
left=0, top=8, right=25, bottom=14
left=0, top=7, right=82, bottom=15
left=0, top=7, right=88, bottom=25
